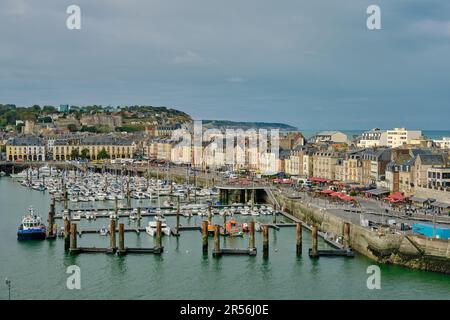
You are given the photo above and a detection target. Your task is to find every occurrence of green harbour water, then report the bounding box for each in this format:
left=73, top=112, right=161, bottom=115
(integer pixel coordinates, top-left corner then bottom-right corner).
left=0, top=178, right=449, bottom=300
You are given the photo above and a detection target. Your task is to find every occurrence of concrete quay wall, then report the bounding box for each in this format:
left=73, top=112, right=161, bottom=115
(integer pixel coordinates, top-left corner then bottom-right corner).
left=274, top=192, right=450, bottom=274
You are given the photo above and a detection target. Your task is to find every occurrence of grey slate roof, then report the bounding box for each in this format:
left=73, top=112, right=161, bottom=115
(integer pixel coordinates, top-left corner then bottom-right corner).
left=417, top=154, right=445, bottom=165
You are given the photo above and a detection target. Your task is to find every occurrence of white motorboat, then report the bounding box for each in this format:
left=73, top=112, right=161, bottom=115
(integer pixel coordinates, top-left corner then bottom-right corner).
left=129, top=209, right=138, bottom=220
left=99, top=226, right=108, bottom=236
left=72, top=211, right=82, bottom=221
left=145, top=220, right=171, bottom=236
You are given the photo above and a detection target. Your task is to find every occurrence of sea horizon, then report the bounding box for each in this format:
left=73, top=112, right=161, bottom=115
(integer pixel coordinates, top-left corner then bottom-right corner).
left=301, top=129, right=450, bottom=140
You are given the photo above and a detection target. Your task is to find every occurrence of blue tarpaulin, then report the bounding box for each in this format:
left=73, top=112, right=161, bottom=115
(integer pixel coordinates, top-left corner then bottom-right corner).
left=412, top=223, right=450, bottom=240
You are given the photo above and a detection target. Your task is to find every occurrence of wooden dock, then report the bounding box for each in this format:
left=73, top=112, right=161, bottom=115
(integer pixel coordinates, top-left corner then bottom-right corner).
left=119, top=247, right=163, bottom=255
left=213, top=248, right=257, bottom=256
left=308, top=248, right=355, bottom=258
left=69, top=247, right=115, bottom=254
left=70, top=246, right=163, bottom=255
left=73, top=227, right=145, bottom=235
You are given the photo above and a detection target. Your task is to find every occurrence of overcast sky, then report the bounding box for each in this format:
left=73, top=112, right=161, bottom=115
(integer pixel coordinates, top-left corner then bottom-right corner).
left=1, top=0, right=450, bottom=130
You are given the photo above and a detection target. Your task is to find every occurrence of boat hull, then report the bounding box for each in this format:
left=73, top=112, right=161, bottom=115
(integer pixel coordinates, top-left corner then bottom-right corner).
left=17, top=230, right=46, bottom=240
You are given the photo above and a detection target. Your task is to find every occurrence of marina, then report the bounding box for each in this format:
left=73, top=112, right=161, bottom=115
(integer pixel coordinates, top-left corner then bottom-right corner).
left=0, top=169, right=449, bottom=299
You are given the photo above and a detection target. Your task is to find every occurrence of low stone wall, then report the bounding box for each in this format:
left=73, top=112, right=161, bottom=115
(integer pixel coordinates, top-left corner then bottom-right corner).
left=274, top=191, right=450, bottom=274
left=415, top=186, right=450, bottom=203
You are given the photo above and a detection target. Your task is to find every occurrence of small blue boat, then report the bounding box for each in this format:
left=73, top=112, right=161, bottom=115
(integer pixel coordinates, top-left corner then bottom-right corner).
left=17, top=207, right=47, bottom=240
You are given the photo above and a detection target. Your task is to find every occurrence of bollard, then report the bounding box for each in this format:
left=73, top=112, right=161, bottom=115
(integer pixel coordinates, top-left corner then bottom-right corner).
left=249, top=220, right=255, bottom=250
left=110, top=219, right=116, bottom=250
left=118, top=223, right=125, bottom=254
left=64, top=218, right=71, bottom=251
left=213, top=225, right=221, bottom=257
left=296, top=222, right=302, bottom=255
left=263, top=225, right=269, bottom=258
left=202, top=220, right=209, bottom=254
left=311, top=225, right=318, bottom=257
left=70, top=223, right=77, bottom=251
left=155, top=220, right=162, bottom=250
left=343, top=222, right=350, bottom=249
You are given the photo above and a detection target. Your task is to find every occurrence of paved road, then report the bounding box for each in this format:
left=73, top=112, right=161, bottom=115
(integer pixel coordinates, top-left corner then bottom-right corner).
left=276, top=187, right=449, bottom=228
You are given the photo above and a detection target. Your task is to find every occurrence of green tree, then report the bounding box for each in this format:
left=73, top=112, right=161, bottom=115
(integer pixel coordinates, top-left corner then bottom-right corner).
left=97, top=148, right=110, bottom=160
left=42, top=106, right=56, bottom=114
left=70, top=148, right=80, bottom=159
left=80, top=148, right=89, bottom=159
left=67, top=124, right=78, bottom=132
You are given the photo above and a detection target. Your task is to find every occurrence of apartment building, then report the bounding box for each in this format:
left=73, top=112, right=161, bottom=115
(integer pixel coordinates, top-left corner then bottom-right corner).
left=312, top=151, right=340, bottom=180
left=434, top=137, right=450, bottom=150
left=386, top=128, right=422, bottom=148
left=310, top=131, right=348, bottom=144
left=357, top=128, right=387, bottom=148
left=53, top=136, right=135, bottom=161
left=427, top=167, right=450, bottom=188
left=6, top=136, right=46, bottom=162
left=413, top=154, right=446, bottom=188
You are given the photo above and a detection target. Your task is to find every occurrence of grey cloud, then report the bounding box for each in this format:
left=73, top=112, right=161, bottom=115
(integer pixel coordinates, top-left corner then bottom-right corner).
left=0, top=0, right=449, bottom=129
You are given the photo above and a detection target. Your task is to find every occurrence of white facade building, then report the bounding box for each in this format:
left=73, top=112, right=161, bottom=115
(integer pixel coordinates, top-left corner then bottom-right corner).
left=434, top=137, right=450, bottom=149
left=386, top=128, right=422, bottom=148
left=357, top=129, right=387, bottom=148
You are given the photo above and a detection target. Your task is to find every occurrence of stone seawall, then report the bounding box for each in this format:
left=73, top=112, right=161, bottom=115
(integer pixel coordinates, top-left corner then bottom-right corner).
left=274, top=191, right=450, bottom=274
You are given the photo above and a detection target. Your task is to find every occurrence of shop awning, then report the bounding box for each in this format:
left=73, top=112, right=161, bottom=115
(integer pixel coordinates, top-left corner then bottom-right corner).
left=340, top=195, right=356, bottom=202
left=365, top=188, right=390, bottom=196
left=409, top=196, right=428, bottom=203
left=432, top=202, right=450, bottom=209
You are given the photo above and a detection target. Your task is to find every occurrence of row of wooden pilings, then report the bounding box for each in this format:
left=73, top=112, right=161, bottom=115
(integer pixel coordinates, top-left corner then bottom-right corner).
left=64, top=218, right=163, bottom=255
left=61, top=219, right=350, bottom=257
left=198, top=220, right=344, bottom=258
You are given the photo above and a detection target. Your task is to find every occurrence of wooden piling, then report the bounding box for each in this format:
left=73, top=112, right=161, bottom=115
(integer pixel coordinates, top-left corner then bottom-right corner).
left=202, top=220, right=209, bottom=254
left=249, top=220, right=255, bottom=250
left=48, top=199, right=55, bottom=237
left=155, top=220, right=162, bottom=250
left=118, top=223, right=125, bottom=254
left=296, top=222, right=302, bottom=255
left=263, top=224, right=269, bottom=258
left=110, top=219, right=116, bottom=251
left=176, top=196, right=180, bottom=235
left=127, top=180, right=131, bottom=208
left=251, top=189, right=255, bottom=208
left=213, top=225, right=221, bottom=257
left=64, top=218, right=71, bottom=251
left=64, top=189, right=68, bottom=210
left=311, top=224, right=318, bottom=257
left=137, top=207, right=141, bottom=220
left=208, top=204, right=212, bottom=224
left=70, top=223, right=77, bottom=251
left=343, top=222, right=350, bottom=249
